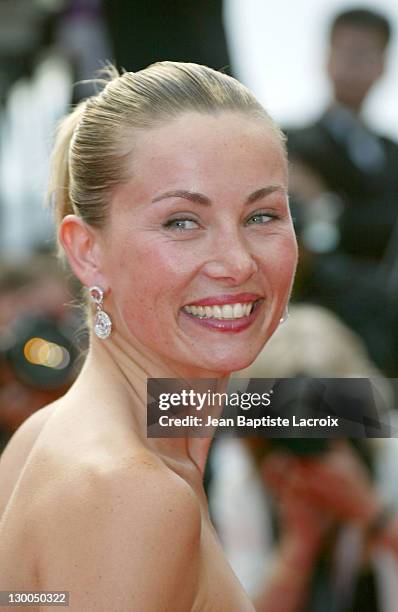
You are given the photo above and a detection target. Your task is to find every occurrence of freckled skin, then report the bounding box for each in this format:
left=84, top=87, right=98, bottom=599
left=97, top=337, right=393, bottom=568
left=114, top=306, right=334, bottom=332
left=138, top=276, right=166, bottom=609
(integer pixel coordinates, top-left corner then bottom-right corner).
left=101, top=112, right=298, bottom=376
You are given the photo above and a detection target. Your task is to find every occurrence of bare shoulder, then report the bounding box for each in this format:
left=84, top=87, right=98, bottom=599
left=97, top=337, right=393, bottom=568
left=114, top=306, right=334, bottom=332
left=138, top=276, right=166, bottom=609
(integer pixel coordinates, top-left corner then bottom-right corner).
left=36, top=451, right=202, bottom=611
left=0, top=404, right=56, bottom=518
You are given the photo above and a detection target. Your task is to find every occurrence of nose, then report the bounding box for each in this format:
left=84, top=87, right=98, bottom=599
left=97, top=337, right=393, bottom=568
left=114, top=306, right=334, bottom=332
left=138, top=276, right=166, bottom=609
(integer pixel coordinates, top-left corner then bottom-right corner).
left=201, top=228, right=258, bottom=285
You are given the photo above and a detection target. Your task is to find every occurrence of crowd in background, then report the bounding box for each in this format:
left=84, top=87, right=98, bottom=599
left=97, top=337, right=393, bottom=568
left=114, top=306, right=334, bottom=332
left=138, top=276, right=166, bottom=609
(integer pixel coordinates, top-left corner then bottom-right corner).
left=1, top=2, right=398, bottom=610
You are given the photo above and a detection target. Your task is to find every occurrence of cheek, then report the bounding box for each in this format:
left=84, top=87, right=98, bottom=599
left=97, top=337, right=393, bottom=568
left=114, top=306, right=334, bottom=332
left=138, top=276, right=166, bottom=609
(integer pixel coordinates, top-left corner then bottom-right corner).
left=109, top=234, right=197, bottom=329
left=117, top=232, right=197, bottom=275
left=260, top=232, right=298, bottom=291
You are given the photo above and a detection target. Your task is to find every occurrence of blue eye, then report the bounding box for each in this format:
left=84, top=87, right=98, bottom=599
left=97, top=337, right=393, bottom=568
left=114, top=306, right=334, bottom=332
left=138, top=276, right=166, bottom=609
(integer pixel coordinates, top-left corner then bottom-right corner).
left=246, top=213, right=275, bottom=225
left=164, top=218, right=199, bottom=230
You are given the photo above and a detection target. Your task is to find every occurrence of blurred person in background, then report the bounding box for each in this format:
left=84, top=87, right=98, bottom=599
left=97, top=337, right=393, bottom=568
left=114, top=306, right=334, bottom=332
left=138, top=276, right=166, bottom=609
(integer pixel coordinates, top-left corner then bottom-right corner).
left=287, top=7, right=398, bottom=376
left=0, top=255, right=81, bottom=453
left=209, top=305, right=398, bottom=611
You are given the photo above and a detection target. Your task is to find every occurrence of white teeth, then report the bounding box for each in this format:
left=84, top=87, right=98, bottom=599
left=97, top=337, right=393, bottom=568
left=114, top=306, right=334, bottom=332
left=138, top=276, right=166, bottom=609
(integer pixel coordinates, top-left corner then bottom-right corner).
left=233, top=303, right=244, bottom=318
left=221, top=304, right=233, bottom=319
left=183, top=301, right=258, bottom=320
left=213, top=305, right=222, bottom=319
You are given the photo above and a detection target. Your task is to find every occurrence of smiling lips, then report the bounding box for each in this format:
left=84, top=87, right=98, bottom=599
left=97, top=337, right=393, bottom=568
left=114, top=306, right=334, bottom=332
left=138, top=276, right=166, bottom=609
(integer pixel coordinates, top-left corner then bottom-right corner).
left=181, top=293, right=263, bottom=332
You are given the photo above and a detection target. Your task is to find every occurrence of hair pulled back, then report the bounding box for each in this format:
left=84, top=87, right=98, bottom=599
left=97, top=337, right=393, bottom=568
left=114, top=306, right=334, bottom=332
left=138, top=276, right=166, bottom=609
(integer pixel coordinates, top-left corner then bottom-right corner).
left=49, top=61, right=284, bottom=240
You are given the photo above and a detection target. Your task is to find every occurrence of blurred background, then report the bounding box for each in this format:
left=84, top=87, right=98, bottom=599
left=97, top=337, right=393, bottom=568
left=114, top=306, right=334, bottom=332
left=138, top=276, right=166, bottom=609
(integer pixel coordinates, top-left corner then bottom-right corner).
left=1, top=1, right=398, bottom=610
left=226, top=0, right=398, bottom=138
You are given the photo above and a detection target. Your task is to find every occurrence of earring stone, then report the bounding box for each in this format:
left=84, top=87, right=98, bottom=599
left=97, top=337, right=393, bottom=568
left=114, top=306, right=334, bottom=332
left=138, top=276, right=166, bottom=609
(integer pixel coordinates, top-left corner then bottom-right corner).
left=89, top=286, right=112, bottom=340
left=279, top=307, right=289, bottom=325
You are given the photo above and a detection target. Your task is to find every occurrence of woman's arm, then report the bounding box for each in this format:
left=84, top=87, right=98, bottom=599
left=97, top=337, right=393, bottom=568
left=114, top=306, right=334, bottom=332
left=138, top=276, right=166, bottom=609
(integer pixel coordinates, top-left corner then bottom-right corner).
left=34, top=456, right=201, bottom=611
left=0, top=405, right=54, bottom=519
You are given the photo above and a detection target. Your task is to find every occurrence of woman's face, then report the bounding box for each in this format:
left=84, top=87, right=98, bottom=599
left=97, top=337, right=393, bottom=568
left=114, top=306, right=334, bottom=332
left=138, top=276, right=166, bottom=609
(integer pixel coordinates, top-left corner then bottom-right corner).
left=100, top=112, right=297, bottom=376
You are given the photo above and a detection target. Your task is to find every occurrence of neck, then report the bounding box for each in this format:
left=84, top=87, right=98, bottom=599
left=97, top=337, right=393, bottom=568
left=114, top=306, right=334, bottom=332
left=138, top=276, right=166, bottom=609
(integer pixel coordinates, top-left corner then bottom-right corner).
left=74, top=331, right=230, bottom=477
left=332, top=97, right=363, bottom=117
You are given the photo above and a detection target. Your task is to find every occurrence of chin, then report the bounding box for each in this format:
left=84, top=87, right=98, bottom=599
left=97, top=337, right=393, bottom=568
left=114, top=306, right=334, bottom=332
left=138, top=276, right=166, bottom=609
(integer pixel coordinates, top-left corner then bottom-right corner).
left=196, top=351, right=260, bottom=377
left=228, top=355, right=260, bottom=375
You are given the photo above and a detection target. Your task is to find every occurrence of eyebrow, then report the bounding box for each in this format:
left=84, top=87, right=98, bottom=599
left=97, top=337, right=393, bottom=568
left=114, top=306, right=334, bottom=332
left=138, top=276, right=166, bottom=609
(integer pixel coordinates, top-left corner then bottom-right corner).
left=151, top=185, right=284, bottom=206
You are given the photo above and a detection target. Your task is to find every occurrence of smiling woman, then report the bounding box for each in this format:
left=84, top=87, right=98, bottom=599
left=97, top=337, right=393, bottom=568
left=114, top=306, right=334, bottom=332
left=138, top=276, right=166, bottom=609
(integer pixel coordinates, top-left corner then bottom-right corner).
left=0, top=62, right=297, bottom=611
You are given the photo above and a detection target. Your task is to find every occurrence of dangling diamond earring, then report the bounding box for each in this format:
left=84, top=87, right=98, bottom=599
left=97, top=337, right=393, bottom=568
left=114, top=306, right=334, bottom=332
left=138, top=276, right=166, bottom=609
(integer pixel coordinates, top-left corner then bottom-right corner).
left=89, top=286, right=112, bottom=340
left=279, top=306, right=289, bottom=325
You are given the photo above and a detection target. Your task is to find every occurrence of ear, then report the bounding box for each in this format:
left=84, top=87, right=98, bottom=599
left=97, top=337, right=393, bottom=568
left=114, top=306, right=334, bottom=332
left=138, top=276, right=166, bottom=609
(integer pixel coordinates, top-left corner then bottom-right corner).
left=59, top=215, right=107, bottom=289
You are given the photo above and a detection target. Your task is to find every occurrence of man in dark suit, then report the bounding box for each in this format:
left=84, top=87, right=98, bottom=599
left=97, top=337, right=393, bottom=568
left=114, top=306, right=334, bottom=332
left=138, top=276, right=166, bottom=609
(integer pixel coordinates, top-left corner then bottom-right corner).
left=287, top=8, right=398, bottom=375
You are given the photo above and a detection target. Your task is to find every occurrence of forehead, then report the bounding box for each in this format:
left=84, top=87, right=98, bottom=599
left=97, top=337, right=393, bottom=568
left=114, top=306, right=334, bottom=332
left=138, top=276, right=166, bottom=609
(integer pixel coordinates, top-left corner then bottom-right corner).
left=331, top=24, right=386, bottom=51
left=119, top=112, right=287, bottom=202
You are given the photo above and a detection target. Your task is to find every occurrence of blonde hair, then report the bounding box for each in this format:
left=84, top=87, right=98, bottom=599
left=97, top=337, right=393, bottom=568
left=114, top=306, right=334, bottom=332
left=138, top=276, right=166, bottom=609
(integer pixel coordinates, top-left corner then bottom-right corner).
left=48, top=61, right=285, bottom=242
